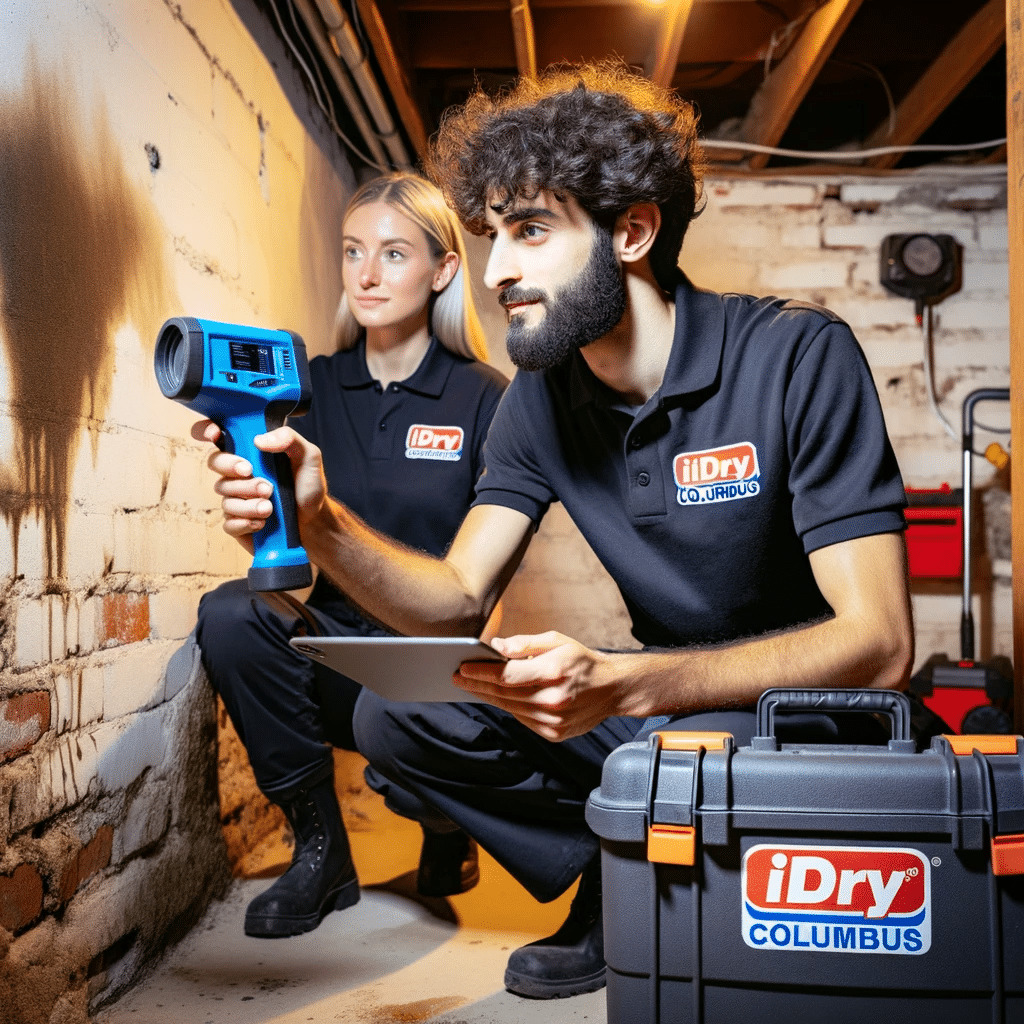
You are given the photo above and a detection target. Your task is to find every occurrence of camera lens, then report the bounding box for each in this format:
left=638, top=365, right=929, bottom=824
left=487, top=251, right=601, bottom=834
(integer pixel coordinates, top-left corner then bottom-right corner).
left=156, top=323, right=185, bottom=396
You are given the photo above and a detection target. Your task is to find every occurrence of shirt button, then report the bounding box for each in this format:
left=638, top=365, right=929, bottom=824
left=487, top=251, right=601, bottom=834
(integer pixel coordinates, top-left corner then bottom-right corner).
left=379, top=422, right=387, bottom=431
left=389, top=383, right=399, bottom=392
left=373, top=383, right=382, bottom=394
left=630, top=436, right=643, bottom=450
left=637, top=471, right=650, bottom=486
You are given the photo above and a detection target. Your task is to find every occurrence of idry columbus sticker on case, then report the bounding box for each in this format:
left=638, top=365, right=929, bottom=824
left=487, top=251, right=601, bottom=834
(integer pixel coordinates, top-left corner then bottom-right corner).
left=741, top=844, right=931, bottom=955
left=673, top=442, right=760, bottom=506
left=405, top=424, right=464, bottom=461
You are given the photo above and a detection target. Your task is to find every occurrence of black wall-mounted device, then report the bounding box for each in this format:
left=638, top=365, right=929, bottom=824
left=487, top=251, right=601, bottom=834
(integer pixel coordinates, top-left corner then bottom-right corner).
left=879, top=233, right=962, bottom=316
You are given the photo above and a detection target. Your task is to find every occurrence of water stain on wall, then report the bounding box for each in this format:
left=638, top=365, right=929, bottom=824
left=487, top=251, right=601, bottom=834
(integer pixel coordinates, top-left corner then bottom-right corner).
left=0, top=55, right=172, bottom=581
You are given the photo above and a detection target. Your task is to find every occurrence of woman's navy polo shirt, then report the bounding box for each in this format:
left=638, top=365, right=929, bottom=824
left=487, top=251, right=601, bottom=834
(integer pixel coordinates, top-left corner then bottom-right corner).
left=473, top=275, right=906, bottom=648
left=292, top=337, right=507, bottom=620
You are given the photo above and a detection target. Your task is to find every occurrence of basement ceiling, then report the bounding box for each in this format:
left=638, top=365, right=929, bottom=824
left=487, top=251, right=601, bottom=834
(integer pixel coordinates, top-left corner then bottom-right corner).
left=266, top=0, right=1009, bottom=174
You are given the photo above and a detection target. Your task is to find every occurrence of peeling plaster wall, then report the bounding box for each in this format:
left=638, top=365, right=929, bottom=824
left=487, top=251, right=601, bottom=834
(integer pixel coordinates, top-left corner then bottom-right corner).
left=0, top=1, right=357, bottom=1020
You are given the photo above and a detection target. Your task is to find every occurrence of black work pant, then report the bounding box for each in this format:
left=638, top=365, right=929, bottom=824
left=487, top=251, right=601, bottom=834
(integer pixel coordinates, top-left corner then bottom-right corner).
left=352, top=695, right=766, bottom=902
left=352, top=693, right=892, bottom=904
left=195, top=579, right=371, bottom=802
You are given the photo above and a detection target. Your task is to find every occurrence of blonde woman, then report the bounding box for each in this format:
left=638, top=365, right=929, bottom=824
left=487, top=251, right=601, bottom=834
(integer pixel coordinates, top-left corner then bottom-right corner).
left=195, top=173, right=507, bottom=938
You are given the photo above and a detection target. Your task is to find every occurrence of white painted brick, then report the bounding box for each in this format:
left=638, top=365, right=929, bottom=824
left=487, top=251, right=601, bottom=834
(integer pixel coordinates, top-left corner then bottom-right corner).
left=962, top=260, right=1008, bottom=293
left=978, top=223, right=1009, bottom=253
left=113, top=793, right=171, bottom=862
left=163, top=637, right=203, bottom=702
left=95, top=703, right=172, bottom=793
left=148, top=588, right=201, bottom=642
left=932, top=299, right=1009, bottom=331
left=760, top=260, right=849, bottom=291
left=211, top=69, right=262, bottom=178
left=103, top=640, right=180, bottom=719
left=47, top=595, right=67, bottom=662
left=947, top=183, right=1003, bottom=204
left=0, top=522, right=13, bottom=583
left=20, top=731, right=102, bottom=827
left=206, top=523, right=252, bottom=577
left=159, top=443, right=215, bottom=510
left=14, top=598, right=46, bottom=669
left=824, top=221, right=973, bottom=251
left=892, top=443, right=961, bottom=487
left=859, top=338, right=935, bottom=368
left=79, top=429, right=167, bottom=513
left=54, top=665, right=104, bottom=734
left=64, top=508, right=115, bottom=584
left=78, top=596, right=99, bottom=657
left=839, top=182, right=904, bottom=204
left=112, top=511, right=211, bottom=577
left=850, top=258, right=888, bottom=291
left=929, top=339, right=1010, bottom=376
left=780, top=223, right=822, bottom=248
left=827, top=296, right=917, bottom=330
left=707, top=181, right=820, bottom=209
left=682, top=259, right=758, bottom=295
left=10, top=514, right=45, bottom=586
left=716, top=222, right=775, bottom=249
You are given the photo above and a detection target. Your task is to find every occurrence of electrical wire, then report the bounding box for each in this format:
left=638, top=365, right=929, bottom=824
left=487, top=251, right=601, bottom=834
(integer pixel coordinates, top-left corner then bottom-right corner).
left=268, top=0, right=389, bottom=172
left=285, top=0, right=335, bottom=123
left=921, top=304, right=959, bottom=443
left=701, top=137, right=1008, bottom=161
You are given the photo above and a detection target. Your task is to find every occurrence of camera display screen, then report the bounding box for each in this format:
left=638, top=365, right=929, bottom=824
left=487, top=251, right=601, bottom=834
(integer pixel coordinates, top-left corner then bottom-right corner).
left=230, top=341, right=275, bottom=375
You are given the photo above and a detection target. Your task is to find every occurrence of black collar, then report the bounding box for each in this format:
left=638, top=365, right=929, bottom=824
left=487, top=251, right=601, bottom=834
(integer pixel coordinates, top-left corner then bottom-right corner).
left=568, top=273, right=726, bottom=413
left=338, top=336, right=456, bottom=397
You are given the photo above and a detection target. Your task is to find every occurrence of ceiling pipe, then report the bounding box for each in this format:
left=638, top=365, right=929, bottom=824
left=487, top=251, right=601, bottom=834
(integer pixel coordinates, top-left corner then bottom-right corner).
left=306, top=0, right=412, bottom=169
left=288, top=0, right=392, bottom=169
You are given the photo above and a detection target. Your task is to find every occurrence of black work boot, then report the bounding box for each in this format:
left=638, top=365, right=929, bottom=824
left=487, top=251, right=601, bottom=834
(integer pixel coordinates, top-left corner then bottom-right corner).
left=244, top=778, right=360, bottom=937
left=504, top=857, right=605, bottom=999
left=416, top=824, right=480, bottom=897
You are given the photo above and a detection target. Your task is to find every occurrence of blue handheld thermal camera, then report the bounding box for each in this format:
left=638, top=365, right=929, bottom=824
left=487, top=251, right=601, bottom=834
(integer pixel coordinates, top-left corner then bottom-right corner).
left=155, top=316, right=314, bottom=592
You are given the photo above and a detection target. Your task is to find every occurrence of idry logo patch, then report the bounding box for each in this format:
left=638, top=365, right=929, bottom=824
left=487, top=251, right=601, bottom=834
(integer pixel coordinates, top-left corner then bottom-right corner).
left=405, top=424, right=464, bottom=461
left=673, top=442, right=760, bottom=506
left=742, top=844, right=931, bottom=955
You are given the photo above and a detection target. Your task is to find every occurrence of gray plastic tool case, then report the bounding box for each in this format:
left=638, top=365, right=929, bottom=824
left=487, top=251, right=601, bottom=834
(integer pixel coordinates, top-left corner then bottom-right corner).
left=585, top=689, right=1024, bottom=1023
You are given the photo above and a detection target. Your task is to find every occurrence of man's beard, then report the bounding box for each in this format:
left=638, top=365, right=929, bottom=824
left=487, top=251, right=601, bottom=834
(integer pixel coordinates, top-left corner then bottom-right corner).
left=501, top=225, right=627, bottom=372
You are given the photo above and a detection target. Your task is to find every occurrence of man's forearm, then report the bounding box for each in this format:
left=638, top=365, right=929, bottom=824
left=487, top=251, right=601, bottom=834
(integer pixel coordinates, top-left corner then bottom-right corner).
left=303, top=496, right=489, bottom=637
left=606, top=609, right=913, bottom=720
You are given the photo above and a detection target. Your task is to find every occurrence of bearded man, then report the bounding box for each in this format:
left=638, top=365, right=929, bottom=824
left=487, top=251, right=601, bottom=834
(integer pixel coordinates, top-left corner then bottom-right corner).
left=197, top=62, right=913, bottom=1000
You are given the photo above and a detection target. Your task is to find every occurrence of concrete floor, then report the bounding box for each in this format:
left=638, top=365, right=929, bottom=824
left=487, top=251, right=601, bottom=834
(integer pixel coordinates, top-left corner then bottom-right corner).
left=95, top=817, right=607, bottom=1024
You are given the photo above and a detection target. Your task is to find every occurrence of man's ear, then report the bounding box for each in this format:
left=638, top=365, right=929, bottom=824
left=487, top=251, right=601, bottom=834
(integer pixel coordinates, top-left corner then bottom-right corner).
left=614, top=203, right=661, bottom=264
left=433, top=251, right=459, bottom=291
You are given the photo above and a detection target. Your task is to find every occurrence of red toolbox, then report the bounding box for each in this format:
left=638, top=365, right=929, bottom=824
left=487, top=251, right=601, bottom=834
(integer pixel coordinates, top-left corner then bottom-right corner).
left=904, top=484, right=962, bottom=578
left=585, top=689, right=1024, bottom=1022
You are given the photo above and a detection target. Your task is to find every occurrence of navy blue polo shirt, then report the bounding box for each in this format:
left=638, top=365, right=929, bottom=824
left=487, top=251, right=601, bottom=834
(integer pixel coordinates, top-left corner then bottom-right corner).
left=293, top=337, right=507, bottom=621
left=473, top=274, right=906, bottom=648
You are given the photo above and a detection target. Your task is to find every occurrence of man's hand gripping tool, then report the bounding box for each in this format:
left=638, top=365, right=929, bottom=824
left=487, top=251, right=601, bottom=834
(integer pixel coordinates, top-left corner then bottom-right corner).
left=155, top=316, right=314, bottom=592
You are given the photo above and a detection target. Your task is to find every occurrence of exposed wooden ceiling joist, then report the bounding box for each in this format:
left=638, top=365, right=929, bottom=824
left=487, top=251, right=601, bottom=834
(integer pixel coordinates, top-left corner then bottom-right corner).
left=736, top=0, right=865, bottom=170
left=510, top=0, right=538, bottom=76
left=646, top=0, right=697, bottom=87
left=864, top=0, right=1006, bottom=170
left=353, top=0, right=431, bottom=158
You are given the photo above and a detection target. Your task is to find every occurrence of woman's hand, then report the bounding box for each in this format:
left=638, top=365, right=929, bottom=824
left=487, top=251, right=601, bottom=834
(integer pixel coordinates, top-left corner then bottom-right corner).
left=190, top=420, right=329, bottom=549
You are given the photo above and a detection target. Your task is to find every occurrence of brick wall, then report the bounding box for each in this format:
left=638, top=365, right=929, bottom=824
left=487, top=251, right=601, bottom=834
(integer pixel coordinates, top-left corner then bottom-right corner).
left=0, top=1, right=357, bottom=1020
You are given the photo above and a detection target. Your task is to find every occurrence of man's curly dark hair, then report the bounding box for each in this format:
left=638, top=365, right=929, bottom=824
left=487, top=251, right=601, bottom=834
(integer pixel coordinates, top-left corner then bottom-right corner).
left=425, top=61, right=706, bottom=292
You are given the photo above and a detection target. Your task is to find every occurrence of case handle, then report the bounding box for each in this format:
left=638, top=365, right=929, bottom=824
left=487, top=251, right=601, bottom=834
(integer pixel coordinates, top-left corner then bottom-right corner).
left=754, top=688, right=913, bottom=748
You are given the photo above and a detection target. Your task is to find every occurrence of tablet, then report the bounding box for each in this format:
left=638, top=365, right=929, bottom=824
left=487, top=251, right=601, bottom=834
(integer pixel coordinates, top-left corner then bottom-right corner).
left=288, top=635, right=507, bottom=702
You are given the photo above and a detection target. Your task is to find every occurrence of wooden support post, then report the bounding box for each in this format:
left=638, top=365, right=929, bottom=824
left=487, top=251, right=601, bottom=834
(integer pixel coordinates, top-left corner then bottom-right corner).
left=1008, top=0, right=1024, bottom=729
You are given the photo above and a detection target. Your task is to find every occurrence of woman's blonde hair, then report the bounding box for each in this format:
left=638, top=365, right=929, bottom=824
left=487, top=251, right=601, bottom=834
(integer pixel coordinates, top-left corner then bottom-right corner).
left=333, top=171, right=488, bottom=361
